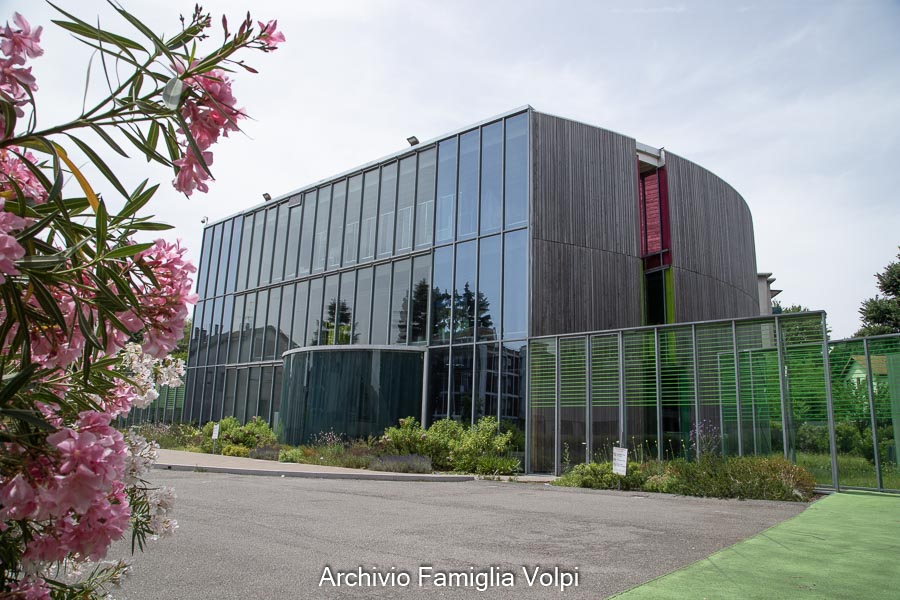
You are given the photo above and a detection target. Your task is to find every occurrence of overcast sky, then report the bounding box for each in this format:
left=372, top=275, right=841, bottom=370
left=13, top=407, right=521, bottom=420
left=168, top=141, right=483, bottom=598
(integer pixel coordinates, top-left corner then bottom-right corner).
left=6, top=0, right=899, bottom=339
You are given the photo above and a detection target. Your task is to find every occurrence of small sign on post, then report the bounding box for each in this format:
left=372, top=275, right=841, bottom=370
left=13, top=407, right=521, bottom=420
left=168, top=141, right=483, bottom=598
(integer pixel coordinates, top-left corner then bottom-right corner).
left=212, top=423, right=220, bottom=454
left=612, top=446, right=628, bottom=476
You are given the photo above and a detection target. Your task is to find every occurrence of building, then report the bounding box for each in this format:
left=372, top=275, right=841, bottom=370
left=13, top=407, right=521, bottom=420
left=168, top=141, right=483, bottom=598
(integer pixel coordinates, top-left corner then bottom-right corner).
left=184, top=106, right=762, bottom=469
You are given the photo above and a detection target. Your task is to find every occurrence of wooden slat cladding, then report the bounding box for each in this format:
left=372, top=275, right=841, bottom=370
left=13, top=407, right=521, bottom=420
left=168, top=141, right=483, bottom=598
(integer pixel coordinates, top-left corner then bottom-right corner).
left=665, top=152, right=759, bottom=322
left=531, top=239, right=642, bottom=335
left=530, top=112, right=643, bottom=336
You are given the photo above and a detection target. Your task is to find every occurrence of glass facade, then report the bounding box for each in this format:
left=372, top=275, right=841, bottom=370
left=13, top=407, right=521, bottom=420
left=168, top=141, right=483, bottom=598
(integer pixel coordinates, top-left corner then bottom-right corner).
left=185, top=110, right=530, bottom=443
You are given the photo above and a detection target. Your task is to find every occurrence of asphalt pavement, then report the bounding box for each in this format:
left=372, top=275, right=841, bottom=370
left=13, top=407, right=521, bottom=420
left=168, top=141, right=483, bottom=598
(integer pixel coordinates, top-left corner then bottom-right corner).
left=110, top=469, right=808, bottom=599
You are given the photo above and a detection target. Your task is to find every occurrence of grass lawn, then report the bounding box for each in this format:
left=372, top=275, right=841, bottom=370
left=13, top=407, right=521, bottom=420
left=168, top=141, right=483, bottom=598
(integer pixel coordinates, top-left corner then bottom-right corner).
left=611, top=491, right=900, bottom=599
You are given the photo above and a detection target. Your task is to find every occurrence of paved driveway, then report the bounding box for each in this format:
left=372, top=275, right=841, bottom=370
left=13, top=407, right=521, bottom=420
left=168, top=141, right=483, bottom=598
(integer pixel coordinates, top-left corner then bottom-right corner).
left=113, top=471, right=807, bottom=599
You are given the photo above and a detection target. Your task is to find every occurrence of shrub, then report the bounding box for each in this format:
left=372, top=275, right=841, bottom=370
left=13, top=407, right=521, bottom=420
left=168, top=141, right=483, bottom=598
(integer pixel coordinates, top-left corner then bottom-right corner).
left=424, top=419, right=465, bottom=470
left=553, top=462, right=647, bottom=490
left=453, top=417, right=513, bottom=473
left=249, top=441, right=280, bottom=461
left=201, top=416, right=277, bottom=453
left=221, top=444, right=250, bottom=458
left=475, top=454, right=521, bottom=476
left=369, top=454, right=433, bottom=474
left=383, top=417, right=428, bottom=456
left=796, top=423, right=830, bottom=454
left=725, top=456, right=815, bottom=501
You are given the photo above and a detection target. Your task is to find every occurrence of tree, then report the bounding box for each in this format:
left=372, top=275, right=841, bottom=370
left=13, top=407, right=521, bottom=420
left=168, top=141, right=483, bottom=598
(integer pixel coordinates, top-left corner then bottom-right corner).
left=0, top=5, right=282, bottom=597
left=855, top=248, right=900, bottom=337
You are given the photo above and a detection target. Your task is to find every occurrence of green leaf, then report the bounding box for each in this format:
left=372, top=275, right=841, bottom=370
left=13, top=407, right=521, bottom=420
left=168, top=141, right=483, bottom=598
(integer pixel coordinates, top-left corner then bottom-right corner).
left=96, top=198, right=108, bottom=248
left=104, top=242, right=154, bottom=260
left=110, top=3, right=174, bottom=61
left=66, top=134, right=130, bottom=199
left=129, top=221, right=174, bottom=231
left=90, top=124, right=129, bottom=158
left=0, top=408, right=55, bottom=431
left=28, top=278, right=68, bottom=331
left=119, top=127, right=171, bottom=166
left=0, top=99, right=16, bottom=140
left=115, top=181, right=158, bottom=223
left=0, top=362, right=38, bottom=406
left=147, top=121, right=160, bottom=155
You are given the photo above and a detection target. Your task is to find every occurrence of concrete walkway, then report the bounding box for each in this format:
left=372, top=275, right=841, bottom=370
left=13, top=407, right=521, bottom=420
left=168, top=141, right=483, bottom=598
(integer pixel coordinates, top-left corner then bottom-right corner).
left=155, top=449, right=554, bottom=483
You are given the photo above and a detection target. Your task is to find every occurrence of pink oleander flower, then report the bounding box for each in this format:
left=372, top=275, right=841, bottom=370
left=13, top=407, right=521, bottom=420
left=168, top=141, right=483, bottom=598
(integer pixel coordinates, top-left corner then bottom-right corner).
left=0, top=198, right=26, bottom=283
left=172, top=148, right=214, bottom=197
left=7, top=576, right=52, bottom=600
left=132, top=239, right=198, bottom=356
left=1, top=148, right=49, bottom=203
left=1, top=12, right=44, bottom=60
left=257, top=19, right=285, bottom=50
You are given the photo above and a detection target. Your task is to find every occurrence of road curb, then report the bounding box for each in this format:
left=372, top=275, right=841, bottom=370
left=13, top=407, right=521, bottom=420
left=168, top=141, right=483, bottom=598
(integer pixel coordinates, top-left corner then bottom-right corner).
left=154, top=462, right=475, bottom=482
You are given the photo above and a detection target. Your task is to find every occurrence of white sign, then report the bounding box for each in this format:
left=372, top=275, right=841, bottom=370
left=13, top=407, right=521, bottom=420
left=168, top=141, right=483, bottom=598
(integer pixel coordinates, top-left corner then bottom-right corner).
left=612, top=447, right=628, bottom=476
left=212, top=423, right=220, bottom=440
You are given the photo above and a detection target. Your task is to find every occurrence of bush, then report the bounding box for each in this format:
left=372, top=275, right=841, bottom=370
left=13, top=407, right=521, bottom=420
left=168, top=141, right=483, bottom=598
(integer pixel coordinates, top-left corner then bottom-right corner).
left=725, top=456, right=816, bottom=501
left=383, top=417, right=428, bottom=456
left=221, top=444, right=250, bottom=458
left=553, top=462, right=647, bottom=490
left=796, top=423, right=830, bottom=454
left=475, top=454, right=521, bottom=476
left=424, top=419, right=465, bottom=470
left=201, top=416, right=277, bottom=453
left=453, top=417, right=513, bottom=473
left=369, top=454, right=433, bottom=474
left=130, top=422, right=203, bottom=449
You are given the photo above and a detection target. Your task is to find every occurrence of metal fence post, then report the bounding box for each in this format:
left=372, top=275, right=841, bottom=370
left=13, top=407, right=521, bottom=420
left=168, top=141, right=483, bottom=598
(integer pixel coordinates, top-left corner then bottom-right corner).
left=655, top=328, right=662, bottom=461
left=555, top=337, right=561, bottom=476
left=692, top=324, right=700, bottom=460
left=732, top=320, right=743, bottom=456
left=864, top=338, right=883, bottom=491
left=618, top=331, right=626, bottom=449
left=585, top=336, right=592, bottom=464
left=774, top=316, right=790, bottom=460
left=820, top=315, right=839, bottom=491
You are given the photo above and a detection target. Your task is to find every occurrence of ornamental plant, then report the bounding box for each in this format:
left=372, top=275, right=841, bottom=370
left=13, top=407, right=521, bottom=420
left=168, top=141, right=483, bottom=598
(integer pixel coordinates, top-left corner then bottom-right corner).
left=0, top=3, right=282, bottom=598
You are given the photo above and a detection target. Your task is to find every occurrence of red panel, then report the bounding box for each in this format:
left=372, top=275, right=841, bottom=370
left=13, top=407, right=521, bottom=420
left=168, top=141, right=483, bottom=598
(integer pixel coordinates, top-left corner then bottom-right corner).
left=639, top=170, right=662, bottom=255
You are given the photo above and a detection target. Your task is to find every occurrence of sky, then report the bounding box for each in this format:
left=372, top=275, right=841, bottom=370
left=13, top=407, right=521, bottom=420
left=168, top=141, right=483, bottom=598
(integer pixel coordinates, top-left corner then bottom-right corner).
left=5, top=0, right=899, bottom=339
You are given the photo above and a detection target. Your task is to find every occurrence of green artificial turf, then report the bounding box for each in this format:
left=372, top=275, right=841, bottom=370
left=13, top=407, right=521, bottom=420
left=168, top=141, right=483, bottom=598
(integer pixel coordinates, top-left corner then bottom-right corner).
left=612, top=492, right=900, bottom=599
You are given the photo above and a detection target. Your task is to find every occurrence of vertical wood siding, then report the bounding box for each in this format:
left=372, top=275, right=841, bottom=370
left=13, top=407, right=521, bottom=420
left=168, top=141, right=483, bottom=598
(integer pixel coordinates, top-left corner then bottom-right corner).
left=530, top=112, right=643, bottom=336
left=665, top=152, right=759, bottom=321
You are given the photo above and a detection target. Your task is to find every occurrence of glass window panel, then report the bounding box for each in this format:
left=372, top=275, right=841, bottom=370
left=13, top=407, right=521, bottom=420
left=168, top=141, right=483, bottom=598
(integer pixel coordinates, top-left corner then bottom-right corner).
left=453, top=240, right=477, bottom=343
left=211, top=297, right=225, bottom=365
left=480, top=121, right=503, bottom=235
left=235, top=215, right=254, bottom=291
left=217, top=295, right=234, bottom=365
left=251, top=289, right=268, bottom=361
left=225, top=216, right=243, bottom=294
left=343, top=174, right=363, bottom=267
left=395, top=156, right=416, bottom=254
left=457, top=129, right=479, bottom=240
left=559, top=337, right=588, bottom=467
left=215, top=220, right=233, bottom=296
left=210, top=367, right=226, bottom=423
left=321, top=275, right=340, bottom=345
left=529, top=338, right=556, bottom=473
left=431, top=246, right=453, bottom=344
left=292, top=281, right=308, bottom=349
left=327, top=180, right=346, bottom=269
left=259, top=366, right=274, bottom=424
left=503, top=230, right=528, bottom=339
left=505, top=113, right=528, bottom=228
left=409, top=254, right=431, bottom=345
left=354, top=267, right=373, bottom=345
left=207, top=223, right=224, bottom=296
left=370, top=263, right=392, bottom=345
left=196, top=227, right=213, bottom=298
left=435, top=138, right=457, bottom=244
left=239, top=293, right=254, bottom=362
left=590, top=335, right=619, bottom=461
left=247, top=210, right=265, bottom=288
left=427, top=348, right=450, bottom=426
left=415, top=148, right=436, bottom=249
left=475, top=343, right=499, bottom=423
left=235, top=368, right=250, bottom=423
left=312, top=185, right=331, bottom=273
left=306, top=278, right=324, bottom=346
left=277, top=284, right=294, bottom=359
left=338, top=271, right=356, bottom=345
left=271, top=204, right=288, bottom=283
left=390, top=259, right=411, bottom=344
left=359, top=170, right=379, bottom=263
left=272, top=366, right=283, bottom=424
left=189, top=301, right=205, bottom=366
left=228, top=294, right=245, bottom=364
left=223, top=368, right=236, bottom=420
left=199, top=298, right=216, bottom=366
left=298, top=190, right=317, bottom=277
left=451, top=346, right=474, bottom=423
left=258, top=207, right=277, bottom=286
left=283, top=204, right=303, bottom=279
left=264, top=287, right=280, bottom=360
left=247, top=366, right=261, bottom=421
left=377, top=163, right=397, bottom=259
left=478, top=234, right=501, bottom=341
left=200, top=367, right=216, bottom=423
left=501, top=340, right=527, bottom=458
